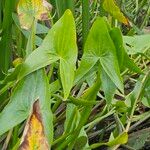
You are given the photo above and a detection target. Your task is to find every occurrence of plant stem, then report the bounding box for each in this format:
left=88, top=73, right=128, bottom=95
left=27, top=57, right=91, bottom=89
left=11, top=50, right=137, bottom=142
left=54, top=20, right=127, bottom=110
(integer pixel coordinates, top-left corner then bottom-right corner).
left=0, top=0, right=16, bottom=79
left=82, top=0, right=90, bottom=46
left=125, top=72, right=150, bottom=132
left=2, top=129, right=13, bottom=150
left=113, top=71, right=150, bottom=150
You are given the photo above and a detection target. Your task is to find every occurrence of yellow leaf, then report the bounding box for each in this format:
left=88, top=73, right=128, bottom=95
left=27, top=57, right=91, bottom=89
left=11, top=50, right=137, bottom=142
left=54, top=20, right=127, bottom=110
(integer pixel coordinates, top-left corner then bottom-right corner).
left=17, top=0, right=52, bottom=30
left=103, top=0, right=129, bottom=25
left=18, top=100, right=50, bottom=150
left=13, top=58, right=23, bottom=67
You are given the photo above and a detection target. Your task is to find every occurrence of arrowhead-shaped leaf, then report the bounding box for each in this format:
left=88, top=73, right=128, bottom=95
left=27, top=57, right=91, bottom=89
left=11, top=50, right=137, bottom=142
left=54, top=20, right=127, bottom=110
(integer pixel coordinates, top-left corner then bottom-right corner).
left=17, top=10, right=77, bottom=99
left=75, top=17, right=123, bottom=92
left=0, top=70, right=53, bottom=144
left=17, top=0, right=52, bottom=29
left=3, top=10, right=77, bottom=99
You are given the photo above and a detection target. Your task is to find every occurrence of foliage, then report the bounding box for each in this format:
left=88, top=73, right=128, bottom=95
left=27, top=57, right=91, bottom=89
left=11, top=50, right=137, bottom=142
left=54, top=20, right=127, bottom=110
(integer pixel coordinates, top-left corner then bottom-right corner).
left=0, top=0, right=149, bottom=149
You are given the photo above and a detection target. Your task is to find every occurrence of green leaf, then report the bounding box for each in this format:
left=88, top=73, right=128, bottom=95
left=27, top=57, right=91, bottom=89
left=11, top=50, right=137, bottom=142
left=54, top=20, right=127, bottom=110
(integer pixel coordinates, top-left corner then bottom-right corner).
left=74, top=136, right=87, bottom=150
left=17, top=0, right=52, bottom=30
left=99, top=53, right=123, bottom=92
left=110, top=27, right=142, bottom=73
left=12, top=13, right=48, bottom=46
left=90, top=132, right=128, bottom=149
left=18, top=10, right=77, bottom=99
left=36, top=23, right=49, bottom=34
left=3, top=10, right=77, bottom=100
left=68, top=96, right=98, bottom=106
left=114, top=101, right=128, bottom=113
left=107, top=132, right=128, bottom=146
left=103, top=0, right=128, bottom=25
left=75, top=17, right=123, bottom=92
left=19, top=52, right=59, bottom=79
left=0, top=70, right=53, bottom=144
left=2, top=64, right=22, bottom=84
left=126, top=71, right=149, bottom=109
left=141, top=73, right=150, bottom=107
left=60, top=59, right=75, bottom=99
left=75, top=77, right=101, bottom=131
left=100, top=68, right=116, bottom=105
left=123, top=34, right=150, bottom=55
left=74, top=128, right=89, bottom=150
left=124, top=53, right=142, bottom=73
left=127, top=128, right=150, bottom=150
left=74, top=57, right=98, bottom=84
left=0, top=0, right=16, bottom=79
left=49, top=80, right=61, bottom=94
left=58, top=76, right=101, bottom=149
left=109, top=28, right=125, bottom=70
left=64, top=103, right=77, bottom=133
left=64, top=104, right=90, bottom=150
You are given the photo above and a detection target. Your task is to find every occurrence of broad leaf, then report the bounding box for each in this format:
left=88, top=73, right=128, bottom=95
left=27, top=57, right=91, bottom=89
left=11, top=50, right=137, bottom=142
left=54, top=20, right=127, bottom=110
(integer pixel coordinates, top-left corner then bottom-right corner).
left=19, top=52, right=59, bottom=78
left=74, top=128, right=89, bottom=150
left=110, top=27, right=142, bottom=73
left=19, top=100, right=50, bottom=150
left=18, top=10, right=77, bottom=99
left=75, top=17, right=123, bottom=92
left=103, top=0, right=128, bottom=25
left=123, top=34, right=150, bottom=54
left=3, top=10, right=77, bottom=100
left=0, top=70, right=53, bottom=144
left=100, top=68, right=116, bottom=105
left=109, top=28, right=125, bottom=70
left=74, top=57, right=98, bottom=84
left=17, top=0, right=52, bottom=29
left=126, top=128, right=150, bottom=150
left=12, top=13, right=48, bottom=46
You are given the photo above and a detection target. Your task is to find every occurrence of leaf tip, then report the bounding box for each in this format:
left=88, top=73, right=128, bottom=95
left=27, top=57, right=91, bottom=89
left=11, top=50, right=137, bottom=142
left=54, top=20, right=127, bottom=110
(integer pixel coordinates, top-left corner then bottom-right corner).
left=64, top=9, right=73, bottom=17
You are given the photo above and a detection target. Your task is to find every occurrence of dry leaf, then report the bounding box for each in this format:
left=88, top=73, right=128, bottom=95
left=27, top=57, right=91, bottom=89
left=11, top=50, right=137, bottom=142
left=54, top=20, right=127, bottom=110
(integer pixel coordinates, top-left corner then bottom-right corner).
left=17, top=0, right=52, bottom=29
left=18, top=100, right=50, bottom=150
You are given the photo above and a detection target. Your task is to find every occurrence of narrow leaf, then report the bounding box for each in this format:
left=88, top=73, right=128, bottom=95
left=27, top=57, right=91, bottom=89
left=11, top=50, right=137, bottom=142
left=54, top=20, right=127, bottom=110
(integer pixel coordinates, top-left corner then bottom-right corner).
left=90, top=132, right=128, bottom=149
left=103, top=0, right=128, bottom=25
left=107, top=132, right=128, bottom=146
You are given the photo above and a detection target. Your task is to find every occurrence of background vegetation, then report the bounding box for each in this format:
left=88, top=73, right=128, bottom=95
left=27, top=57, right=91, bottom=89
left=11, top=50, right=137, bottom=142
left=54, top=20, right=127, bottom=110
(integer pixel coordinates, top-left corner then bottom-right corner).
left=0, top=0, right=150, bottom=149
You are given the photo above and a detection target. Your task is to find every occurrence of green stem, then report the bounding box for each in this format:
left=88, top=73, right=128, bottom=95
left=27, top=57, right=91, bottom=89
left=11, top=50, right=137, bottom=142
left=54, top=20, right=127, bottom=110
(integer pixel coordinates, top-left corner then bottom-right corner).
left=125, top=71, right=150, bottom=132
left=140, top=2, right=150, bottom=29
left=82, top=0, right=90, bottom=46
left=55, top=0, right=65, bottom=18
left=0, top=0, right=16, bottom=79
left=26, top=19, right=37, bottom=57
